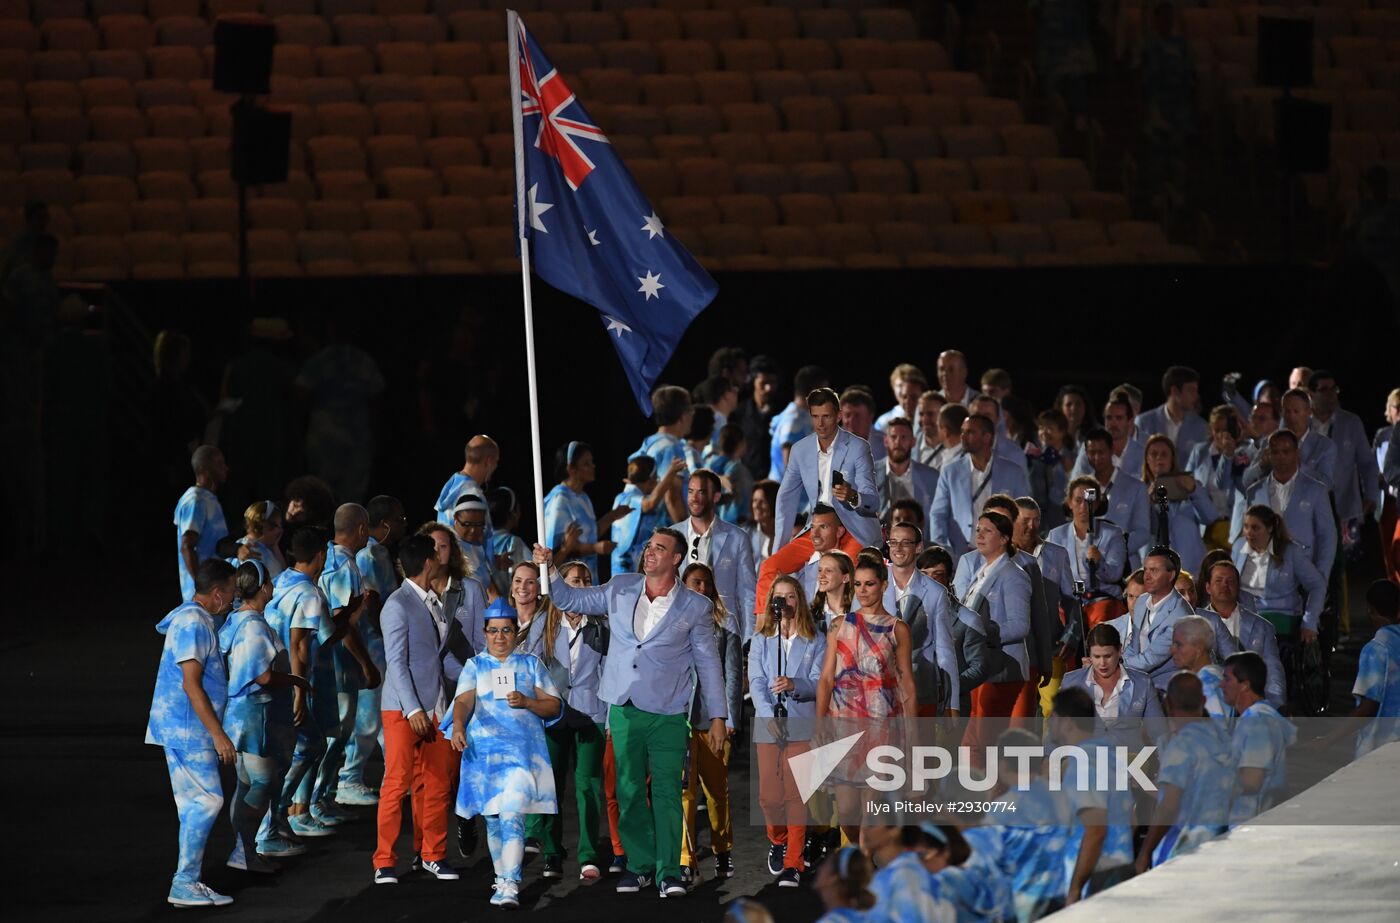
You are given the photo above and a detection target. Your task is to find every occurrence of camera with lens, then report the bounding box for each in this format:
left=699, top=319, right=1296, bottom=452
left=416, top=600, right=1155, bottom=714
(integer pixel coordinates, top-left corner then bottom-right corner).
left=770, top=597, right=790, bottom=719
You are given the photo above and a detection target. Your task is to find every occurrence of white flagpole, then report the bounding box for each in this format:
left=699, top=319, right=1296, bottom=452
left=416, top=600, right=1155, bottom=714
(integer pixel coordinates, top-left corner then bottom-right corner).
left=507, top=9, right=548, bottom=550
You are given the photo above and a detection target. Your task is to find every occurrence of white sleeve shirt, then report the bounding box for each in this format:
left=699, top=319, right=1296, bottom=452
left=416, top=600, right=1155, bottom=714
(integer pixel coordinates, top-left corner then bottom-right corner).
left=1241, top=549, right=1271, bottom=593
left=1091, top=670, right=1129, bottom=719
left=634, top=580, right=679, bottom=642
left=817, top=440, right=834, bottom=504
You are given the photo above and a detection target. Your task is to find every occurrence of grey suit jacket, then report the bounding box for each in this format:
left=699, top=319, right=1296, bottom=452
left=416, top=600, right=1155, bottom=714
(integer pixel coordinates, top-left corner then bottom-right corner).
left=380, top=583, right=456, bottom=719
left=1061, top=665, right=1165, bottom=748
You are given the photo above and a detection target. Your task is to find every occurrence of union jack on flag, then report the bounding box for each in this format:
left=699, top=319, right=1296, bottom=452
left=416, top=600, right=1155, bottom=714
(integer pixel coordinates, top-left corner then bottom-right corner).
left=509, top=10, right=717, bottom=416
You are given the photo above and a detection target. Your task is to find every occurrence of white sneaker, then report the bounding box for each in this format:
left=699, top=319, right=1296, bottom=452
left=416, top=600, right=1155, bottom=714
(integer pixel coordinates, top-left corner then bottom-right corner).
left=336, top=782, right=380, bottom=806
left=490, top=878, right=520, bottom=908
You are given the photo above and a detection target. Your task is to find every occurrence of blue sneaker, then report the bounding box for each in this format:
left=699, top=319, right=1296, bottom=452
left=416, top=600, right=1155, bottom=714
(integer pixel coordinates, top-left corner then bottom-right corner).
left=168, top=882, right=234, bottom=907
left=615, top=871, right=651, bottom=893
left=257, top=834, right=307, bottom=858
left=311, top=801, right=353, bottom=826
left=373, top=867, right=398, bottom=885
left=288, top=814, right=336, bottom=838
left=609, top=854, right=628, bottom=875
left=421, top=858, right=459, bottom=880
left=766, top=843, right=785, bottom=876
left=336, top=781, right=379, bottom=806
left=658, top=876, right=687, bottom=898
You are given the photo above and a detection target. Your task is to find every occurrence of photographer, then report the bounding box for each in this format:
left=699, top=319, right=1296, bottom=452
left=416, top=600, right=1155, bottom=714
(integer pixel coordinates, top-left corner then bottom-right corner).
left=1047, top=478, right=1128, bottom=600
left=749, top=577, right=825, bottom=887
left=1140, top=434, right=1218, bottom=573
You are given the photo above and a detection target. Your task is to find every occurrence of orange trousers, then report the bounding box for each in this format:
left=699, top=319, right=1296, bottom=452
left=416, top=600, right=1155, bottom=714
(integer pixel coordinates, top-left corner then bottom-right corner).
left=374, top=711, right=458, bottom=868
left=963, top=676, right=1039, bottom=762
left=603, top=735, right=624, bottom=857
left=756, top=740, right=809, bottom=872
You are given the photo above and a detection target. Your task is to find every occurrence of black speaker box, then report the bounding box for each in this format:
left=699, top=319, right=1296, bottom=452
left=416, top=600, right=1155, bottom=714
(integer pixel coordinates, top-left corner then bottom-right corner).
left=213, top=17, right=275, bottom=95
left=231, top=103, right=291, bottom=184
left=1275, top=95, right=1331, bottom=173
left=1258, top=16, right=1313, bottom=89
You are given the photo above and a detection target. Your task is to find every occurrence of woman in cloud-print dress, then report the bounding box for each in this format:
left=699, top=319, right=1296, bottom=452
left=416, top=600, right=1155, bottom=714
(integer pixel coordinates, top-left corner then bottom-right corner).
left=447, top=598, right=562, bottom=909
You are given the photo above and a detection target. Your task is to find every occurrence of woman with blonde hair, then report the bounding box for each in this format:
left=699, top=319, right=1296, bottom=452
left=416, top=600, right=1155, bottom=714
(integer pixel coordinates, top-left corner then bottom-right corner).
left=749, top=574, right=825, bottom=886
left=519, top=560, right=610, bottom=881
left=237, top=501, right=286, bottom=578
left=678, top=561, right=744, bottom=884
left=507, top=562, right=546, bottom=637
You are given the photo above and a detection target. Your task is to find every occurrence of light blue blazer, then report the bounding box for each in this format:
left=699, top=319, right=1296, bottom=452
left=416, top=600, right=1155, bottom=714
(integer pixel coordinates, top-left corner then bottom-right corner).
left=1229, top=471, right=1337, bottom=576
left=1230, top=538, right=1328, bottom=632
left=1046, top=519, right=1128, bottom=597
left=1139, top=482, right=1218, bottom=579
left=1105, top=590, right=1195, bottom=688
left=1072, top=436, right=1145, bottom=482
left=1186, top=442, right=1256, bottom=520
left=1316, top=409, right=1377, bottom=522
left=1136, top=405, right=1209, bottom=469
left=774, top=427, right=882, bottom=549
left=547, top=571, right=727, bottom=721
left=379, top=583, right=453, bottom=719
left=1200, top=604, right=1286, bottom=708
left=748, top=630, right=826, bottom=741
left=929, top=455, right=1032, bottom=559
left=1243, top=430, right=1338, bottom=493
left=676, top=516, right=756, bottom=637
left=1061, top=665, right=1165, bottom=748
left=875, top=458, right=939, bottom=524
left=1101, top=470, right=1150, bottom=569
left=521, top=614, right=609, bottom=724
left=883, top=570, right=960, bottom=712
left=952, top=551, right=1033, bottom=682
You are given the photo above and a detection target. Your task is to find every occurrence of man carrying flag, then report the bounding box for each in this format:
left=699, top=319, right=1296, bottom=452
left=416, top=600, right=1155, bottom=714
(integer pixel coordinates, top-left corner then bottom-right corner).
left=504, top=10, right=722, bottom=900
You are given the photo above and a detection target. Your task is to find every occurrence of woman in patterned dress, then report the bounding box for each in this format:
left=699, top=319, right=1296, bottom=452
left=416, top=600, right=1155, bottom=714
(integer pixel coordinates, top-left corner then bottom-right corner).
left=816, top=553, right=918, bottom=845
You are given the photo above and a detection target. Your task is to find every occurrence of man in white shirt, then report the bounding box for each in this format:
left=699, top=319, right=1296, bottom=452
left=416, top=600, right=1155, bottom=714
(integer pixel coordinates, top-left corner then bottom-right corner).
left=925, top=402, right=968, bottom=472
left=373, top=534, right=459, bottom=885
left=875, top=417, right=938, bottom=525
left=1108, top=547, right=1195, bottom=688
left=1200, top=560, right=1285, bottom=707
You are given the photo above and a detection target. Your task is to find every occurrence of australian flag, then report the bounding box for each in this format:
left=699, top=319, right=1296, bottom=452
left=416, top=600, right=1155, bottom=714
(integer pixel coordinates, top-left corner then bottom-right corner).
left=511, top=11, right=717, bottom=416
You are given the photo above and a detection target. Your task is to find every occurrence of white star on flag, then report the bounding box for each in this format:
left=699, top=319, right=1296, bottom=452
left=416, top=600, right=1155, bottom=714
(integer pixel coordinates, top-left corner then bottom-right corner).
left=528, top=183, right=553, bottom=233
left=641, top=212, right=665, bottom=240
left=604, top=315, right=632, bottom=337
left=637, top=271, right=664, bottom=300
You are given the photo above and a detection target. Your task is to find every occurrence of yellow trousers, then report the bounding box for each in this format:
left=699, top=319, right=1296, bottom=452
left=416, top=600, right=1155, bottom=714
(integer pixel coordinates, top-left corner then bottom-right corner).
left=1039, top=655, right=1068, bottom=721
left=680, top=731, right=731, bottom=869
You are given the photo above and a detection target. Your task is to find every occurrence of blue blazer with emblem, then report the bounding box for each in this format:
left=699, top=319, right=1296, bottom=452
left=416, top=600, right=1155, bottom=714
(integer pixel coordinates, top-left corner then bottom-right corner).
left=1200, top=604, right=1286, bottom=708
left=1229, top=471, right=1337, bottom=577
left=748, top=630, right=826, bottom=741
left=675, top=516, right=756, bottom=637
left=1105, top=589, right=1195, bottom=688
left=380, top=583, right=458, bottom=719
left=929, top=455, right=1032, bottom=559
left=548, top=571, right=728, bottom=721
left=1136, top=404, right=1209, bottom=469
left=1230, top=537, right=1328, bottom=632
left=1316, top=409, right=1377, bottom=522
left=1243, top=431, right=1338, bottom=493
left=883, top=570, right=960, bottom=712
left=1072, top=436, right=1145, bottom=482
left=1061, top=665, right=1165, bottom=748
left=774, top=427, right=882, bottom=550
left=875, top=457, right=939, bottom=525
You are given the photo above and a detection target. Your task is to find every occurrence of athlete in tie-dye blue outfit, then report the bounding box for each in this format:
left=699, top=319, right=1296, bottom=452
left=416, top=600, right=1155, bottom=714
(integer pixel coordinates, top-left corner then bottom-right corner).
left=447, top=600, right=561, bottom=909
left=219, top=559, right=310, bottom=867
left=146, top=561, right=237, bottom=908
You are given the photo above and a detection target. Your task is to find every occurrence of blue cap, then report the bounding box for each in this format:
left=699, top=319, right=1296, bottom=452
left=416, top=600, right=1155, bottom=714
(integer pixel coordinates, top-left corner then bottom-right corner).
left=918, top=822, right=949, bottom=845
left=484, top=598, right=518, bottom=622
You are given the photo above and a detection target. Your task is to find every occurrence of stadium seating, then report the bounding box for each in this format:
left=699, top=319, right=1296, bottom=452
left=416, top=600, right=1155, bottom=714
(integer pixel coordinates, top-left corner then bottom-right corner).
left=0, top=0, right=1193, bottom=277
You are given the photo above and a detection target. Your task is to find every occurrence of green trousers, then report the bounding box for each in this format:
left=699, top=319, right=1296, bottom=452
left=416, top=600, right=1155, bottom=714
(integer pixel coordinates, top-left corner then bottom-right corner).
left=526, top=720, right=606, bottom=864
left=608, top=703, right=688, bottom=882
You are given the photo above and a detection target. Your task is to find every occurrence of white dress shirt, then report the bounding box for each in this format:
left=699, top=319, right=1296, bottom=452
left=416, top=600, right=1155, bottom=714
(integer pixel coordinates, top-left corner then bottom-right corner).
left=1241, top=547, right=1271, bottom=593
left=1090, top=669, right=1129, bottom=719
left=688, top=518, right=714, bottom=568
left=1126, top=591, right=1171, bottom=647
left=564, top=615, right=588, bottom=670
left=634, top=580, right=679, bottom=642
left=970, top=456, right=992, bottom=501
left=961, top=554, right=999, bottom=606
left=817, top=438, right=834, bottom=504
left=402, top=577, right=447, bottom=720
left=1216, top=604, right=1242, bottom=641
left=1268, top=472, right=1297, bottom=513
